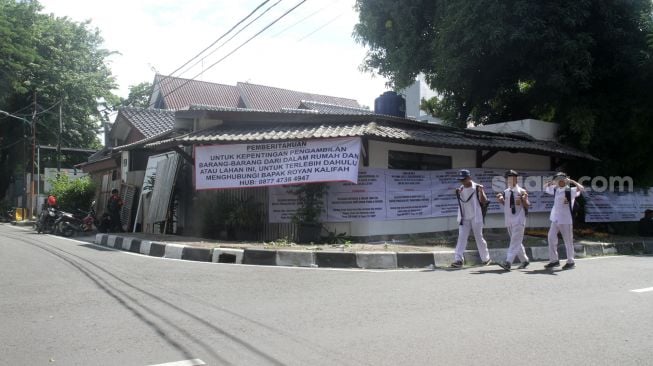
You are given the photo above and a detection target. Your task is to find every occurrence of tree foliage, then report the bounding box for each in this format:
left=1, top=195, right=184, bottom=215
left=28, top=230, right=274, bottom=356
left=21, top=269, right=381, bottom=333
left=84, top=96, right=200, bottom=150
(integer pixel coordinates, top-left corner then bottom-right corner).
left=47, top=175, right=95, bottom=212
left=122, top=82, right=153, bottom=108
left=0, top=0, right=117, bottom=200
left=354, top=0, right=653, bottom=184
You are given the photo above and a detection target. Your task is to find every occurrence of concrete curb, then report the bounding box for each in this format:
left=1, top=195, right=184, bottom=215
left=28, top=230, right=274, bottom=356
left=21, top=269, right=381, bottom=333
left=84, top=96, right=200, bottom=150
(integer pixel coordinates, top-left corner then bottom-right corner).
left=212, top=248, right=244, bottom=264
left=356, top=252, right=397, bottom=269
left=91, top=234, right=652, bottom=270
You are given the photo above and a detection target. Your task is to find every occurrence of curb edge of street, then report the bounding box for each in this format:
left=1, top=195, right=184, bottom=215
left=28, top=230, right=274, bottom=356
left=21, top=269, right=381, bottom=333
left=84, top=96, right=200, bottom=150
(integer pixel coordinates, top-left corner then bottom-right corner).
left=93, top=233, right=653, bottom=269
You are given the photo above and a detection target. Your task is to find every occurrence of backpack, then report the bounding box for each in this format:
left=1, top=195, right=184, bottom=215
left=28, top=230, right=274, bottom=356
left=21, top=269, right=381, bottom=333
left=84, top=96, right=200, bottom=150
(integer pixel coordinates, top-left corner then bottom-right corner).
left=554, top=187, right=580, bottom=218
left=456, top=184, right=489, bottom=224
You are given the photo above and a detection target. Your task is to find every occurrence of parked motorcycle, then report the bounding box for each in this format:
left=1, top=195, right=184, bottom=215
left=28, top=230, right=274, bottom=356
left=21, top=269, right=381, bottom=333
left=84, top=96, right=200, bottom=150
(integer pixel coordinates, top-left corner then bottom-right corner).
left=36, top=207, right=59, bottom=234
left=55, top=209, right=85, bottom=237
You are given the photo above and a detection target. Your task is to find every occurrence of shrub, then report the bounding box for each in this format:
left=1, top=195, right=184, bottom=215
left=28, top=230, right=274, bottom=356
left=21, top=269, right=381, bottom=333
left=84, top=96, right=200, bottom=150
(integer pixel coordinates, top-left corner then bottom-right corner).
left=47, top=175, right=95, bottom=212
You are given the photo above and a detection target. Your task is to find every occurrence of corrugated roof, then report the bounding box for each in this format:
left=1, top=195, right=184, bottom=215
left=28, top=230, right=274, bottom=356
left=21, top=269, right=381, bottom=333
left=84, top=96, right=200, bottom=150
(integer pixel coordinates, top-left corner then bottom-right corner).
left=156, top=75, right=243, bottom=110
left=119, top=107, right=176, bottom=138
left=237, top=82, right=361, bottom=111
left=112, top=130, right=176, bottom=151
left=144, top=115, right=597, bottom=161
left=299, top=100, right=372, bottom=115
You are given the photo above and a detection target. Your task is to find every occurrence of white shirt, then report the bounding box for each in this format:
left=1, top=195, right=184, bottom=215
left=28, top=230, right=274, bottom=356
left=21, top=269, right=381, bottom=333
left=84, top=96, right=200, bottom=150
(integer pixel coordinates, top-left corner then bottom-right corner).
left=502, top=185, right=527, bottom=226
left=460, top=185, right=476, bottom=220
left=456, top=182, right=483, bottom=224
left=545, top=185, right=580, bottom=224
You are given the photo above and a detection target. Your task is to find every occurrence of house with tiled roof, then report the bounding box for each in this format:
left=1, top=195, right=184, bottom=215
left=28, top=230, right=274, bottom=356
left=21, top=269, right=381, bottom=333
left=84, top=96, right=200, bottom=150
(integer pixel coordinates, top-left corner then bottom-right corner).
left=81, top=74, right=368, bottom=231
left=134, top=106, right=598, bottom=241
left=82, top=73, right=598, bottom=240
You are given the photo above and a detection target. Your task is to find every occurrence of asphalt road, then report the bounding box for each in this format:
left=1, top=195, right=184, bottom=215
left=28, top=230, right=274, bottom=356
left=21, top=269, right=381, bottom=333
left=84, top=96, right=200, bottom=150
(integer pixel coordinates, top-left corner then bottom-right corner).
left=1, top=224, right=652, bottom=366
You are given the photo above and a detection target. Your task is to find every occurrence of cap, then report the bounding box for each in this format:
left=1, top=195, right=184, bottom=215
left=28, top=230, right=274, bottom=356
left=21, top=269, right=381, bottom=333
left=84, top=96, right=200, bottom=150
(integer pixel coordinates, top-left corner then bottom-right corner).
left=504, top=169, right=519, bottom=177
left=553, top=172, right=568, bottom=180
left=458, top=169, right=471, bottom=180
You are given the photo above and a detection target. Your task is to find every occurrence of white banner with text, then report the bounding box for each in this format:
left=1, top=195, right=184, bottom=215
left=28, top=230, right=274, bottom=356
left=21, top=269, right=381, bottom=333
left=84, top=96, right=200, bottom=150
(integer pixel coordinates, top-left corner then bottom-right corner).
left=195, top=137, right=361, bottom=190
left=269, top=167, right=558, bottom=223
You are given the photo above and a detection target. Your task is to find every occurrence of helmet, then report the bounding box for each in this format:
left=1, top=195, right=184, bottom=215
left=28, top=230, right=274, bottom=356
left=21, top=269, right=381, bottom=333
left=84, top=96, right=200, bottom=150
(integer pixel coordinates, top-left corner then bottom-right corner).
left=47, top=195, right=57, bottom=206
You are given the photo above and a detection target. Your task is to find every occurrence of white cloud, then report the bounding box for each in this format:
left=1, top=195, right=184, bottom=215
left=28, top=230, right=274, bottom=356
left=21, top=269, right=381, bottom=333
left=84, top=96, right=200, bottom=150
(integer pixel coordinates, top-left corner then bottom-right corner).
left=39, top=0, right=389, bottom=107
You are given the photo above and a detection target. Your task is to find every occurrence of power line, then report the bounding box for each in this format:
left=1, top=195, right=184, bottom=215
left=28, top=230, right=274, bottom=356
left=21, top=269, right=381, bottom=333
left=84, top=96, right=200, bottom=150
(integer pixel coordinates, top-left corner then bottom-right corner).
left=0, top=104, right=33, bottom=120
left=156, top=0, right=272, bottom=91
left=0, top=109, right=32, bottom=126
left=297, top=12, right=344, bottom=42
left=157, top=0, right=309, bottom=106
left=271, top=0, right=339, bottom=38
left=177, top=0, right=284, bottom=79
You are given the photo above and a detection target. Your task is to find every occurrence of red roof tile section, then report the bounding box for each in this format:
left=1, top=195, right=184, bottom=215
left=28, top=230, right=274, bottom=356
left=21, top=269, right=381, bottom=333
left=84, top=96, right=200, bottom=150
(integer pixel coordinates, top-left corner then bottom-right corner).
left=237, top=82, right=360, bottom=111
left=156, top=75, right=242, bottom=110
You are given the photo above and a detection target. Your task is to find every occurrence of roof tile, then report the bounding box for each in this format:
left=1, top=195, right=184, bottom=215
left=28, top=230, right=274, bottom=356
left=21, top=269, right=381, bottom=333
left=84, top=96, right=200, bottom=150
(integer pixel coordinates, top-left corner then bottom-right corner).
left=119, top=107, right=176, bottom=138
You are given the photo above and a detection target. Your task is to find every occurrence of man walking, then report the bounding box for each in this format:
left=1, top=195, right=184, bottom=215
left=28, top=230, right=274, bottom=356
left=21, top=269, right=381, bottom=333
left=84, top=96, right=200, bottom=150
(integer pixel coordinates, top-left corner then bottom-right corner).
left=496, top=170, right=530, bottom=271
left=107, top=188, right=123, bottom=233
left=450, top=169, right=491, bottom=268
left=544, top=172, right=584, bottom=270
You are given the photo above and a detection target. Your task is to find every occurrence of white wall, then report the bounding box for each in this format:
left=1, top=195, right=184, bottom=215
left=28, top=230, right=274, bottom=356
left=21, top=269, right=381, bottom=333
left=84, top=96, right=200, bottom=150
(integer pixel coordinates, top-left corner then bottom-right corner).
left=483, top=152, right=550, bottom=171
left=368, top=141, right=476, bottom=169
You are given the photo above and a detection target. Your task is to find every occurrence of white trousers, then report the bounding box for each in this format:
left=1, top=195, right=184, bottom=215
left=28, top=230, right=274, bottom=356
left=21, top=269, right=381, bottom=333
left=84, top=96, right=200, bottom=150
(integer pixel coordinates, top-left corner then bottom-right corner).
left=506, top=223, right=528, bottom=264
left=455, top=219, right=490, bottom=262
left=548, top=222, right=574, bottom=263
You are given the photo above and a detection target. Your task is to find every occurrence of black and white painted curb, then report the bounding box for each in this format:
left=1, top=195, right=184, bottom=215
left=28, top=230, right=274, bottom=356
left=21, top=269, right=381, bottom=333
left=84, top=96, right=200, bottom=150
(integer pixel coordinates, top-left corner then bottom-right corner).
left=94, top=234, right=653, bottom=269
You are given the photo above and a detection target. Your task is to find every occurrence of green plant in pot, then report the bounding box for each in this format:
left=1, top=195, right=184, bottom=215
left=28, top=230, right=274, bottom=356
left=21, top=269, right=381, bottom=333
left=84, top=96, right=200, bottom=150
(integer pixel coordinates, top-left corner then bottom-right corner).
left=225, top=196, right=263, bottom=241
left=293, top=183, right=326, bottom=243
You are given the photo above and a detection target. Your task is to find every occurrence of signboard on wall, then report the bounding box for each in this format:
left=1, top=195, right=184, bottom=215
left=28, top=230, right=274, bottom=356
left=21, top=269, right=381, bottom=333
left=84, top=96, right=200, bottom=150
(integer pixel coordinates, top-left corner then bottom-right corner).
left=585, top=189, right=653, bottom=222
left=194, top=137, right=361, bottom=190
left=269, top=167, right=557, bottom=223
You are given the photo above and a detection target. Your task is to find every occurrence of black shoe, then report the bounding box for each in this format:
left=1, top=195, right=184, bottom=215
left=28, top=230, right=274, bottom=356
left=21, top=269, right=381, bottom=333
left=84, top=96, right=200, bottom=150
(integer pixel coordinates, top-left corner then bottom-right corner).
left=517, top=261, right=530, bottom=269
left=481, top=259, right=493, bottom=266
left=497, top=262, right=511, bottom=271
left=544, top=261, right=560, bottom=269
left=562, top=262, right=576, bottom=270
left=450, top=260, right=463, bottom=269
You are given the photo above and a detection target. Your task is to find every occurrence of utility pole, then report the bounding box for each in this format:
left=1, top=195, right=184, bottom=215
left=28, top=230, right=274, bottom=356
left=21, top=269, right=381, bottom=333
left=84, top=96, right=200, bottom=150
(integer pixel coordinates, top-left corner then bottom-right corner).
left=31, top=92, right=37, bottom=218
left=57, top=98, right=62, bottom=172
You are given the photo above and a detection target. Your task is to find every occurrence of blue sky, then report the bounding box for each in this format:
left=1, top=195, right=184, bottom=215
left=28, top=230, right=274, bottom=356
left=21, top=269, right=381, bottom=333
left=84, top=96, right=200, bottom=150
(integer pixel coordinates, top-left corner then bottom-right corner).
left=38, top=0, right=390, bottom=108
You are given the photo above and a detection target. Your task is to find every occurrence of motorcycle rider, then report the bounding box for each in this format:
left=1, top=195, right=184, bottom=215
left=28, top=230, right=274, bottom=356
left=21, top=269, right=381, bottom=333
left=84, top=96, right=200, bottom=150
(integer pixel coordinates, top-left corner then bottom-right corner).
left=38, top=195, right=58, bottom=233
left=107, top=189, right=123, bottom=232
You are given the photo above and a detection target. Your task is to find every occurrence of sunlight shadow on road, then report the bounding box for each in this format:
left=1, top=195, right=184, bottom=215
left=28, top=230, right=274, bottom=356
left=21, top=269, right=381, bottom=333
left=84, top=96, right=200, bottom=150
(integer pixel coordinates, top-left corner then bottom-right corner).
left=524, top=268, right=559, bottom=276
left=469, top=269, right=511, bottom=275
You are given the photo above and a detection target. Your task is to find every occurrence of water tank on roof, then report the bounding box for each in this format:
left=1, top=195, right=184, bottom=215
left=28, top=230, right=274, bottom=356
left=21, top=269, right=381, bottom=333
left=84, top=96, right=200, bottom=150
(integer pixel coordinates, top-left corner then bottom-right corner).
left=374, top=91, right=406, bottom=117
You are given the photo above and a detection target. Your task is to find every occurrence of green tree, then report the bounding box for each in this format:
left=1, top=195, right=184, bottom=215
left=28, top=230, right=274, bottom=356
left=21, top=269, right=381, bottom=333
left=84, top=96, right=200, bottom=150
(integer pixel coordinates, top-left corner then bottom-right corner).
left=354, top=0, right=653, bottom=184
left=0, top=0, right=118, bottom=201
left=122, top=81, right=153, bottom=108
left=47, top=175, right=95, bottom=212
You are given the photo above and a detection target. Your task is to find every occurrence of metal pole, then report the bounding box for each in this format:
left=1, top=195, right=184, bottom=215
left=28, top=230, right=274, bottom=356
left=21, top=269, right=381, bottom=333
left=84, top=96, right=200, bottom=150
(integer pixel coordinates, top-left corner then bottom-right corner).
left=31, top=92, right=37, bottom=218
left=57, top=99, right=62, bottom=172
left=37, top=145, right=40, bottom=215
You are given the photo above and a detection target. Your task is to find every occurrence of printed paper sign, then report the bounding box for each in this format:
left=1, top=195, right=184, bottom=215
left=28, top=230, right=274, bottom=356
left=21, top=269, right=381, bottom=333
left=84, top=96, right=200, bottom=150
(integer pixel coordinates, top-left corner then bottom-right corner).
left=195, top=137, right=361, bottom=190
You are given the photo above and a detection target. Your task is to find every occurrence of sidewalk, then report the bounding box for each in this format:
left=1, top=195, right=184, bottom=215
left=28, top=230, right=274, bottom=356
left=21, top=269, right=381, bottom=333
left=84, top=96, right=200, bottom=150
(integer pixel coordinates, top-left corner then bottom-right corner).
left=92, top=231, right=653, bottom=269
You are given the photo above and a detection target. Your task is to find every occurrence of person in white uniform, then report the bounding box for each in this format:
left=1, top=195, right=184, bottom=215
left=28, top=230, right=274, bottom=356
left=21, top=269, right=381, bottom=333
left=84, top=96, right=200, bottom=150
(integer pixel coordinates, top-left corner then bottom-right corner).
left=544, top=172, right=585, bottom=270
left=450, top=169, right=491, bottom=268
left=496, top=170, right=530, bottom=271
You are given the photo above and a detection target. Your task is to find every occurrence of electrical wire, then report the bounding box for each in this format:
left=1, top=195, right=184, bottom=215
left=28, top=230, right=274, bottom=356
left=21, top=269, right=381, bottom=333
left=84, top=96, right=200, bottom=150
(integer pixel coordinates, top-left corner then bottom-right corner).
left=297, top=12, right=344, bottom=42
left=156, top=0, right=309, bottom=106
left=176, top=0, right=284, bottom=78
left=271, top=0, right=339, bottom=38
left=156, top=0, right=272, bottom=91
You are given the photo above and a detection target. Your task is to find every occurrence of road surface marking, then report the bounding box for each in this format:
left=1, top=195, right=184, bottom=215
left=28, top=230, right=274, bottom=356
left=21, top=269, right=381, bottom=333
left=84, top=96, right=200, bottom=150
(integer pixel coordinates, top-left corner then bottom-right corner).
left=630, top=287, right=653, bottom=293
left=147, top=359, right=206, bottom=366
